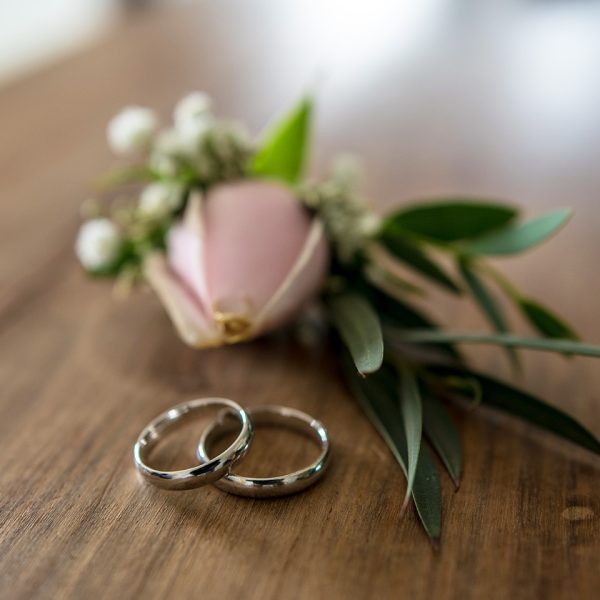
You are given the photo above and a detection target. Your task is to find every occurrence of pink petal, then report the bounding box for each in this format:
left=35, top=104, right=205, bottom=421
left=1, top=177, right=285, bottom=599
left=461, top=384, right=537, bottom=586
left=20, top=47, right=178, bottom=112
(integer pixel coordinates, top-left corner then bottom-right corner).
left=255, top=218, right=329, bottom=331
left=202, top=181, right=313, bottom=317
left=168, top=193, right=211, bottom=309
left=144, top=252, right=220, bottom=348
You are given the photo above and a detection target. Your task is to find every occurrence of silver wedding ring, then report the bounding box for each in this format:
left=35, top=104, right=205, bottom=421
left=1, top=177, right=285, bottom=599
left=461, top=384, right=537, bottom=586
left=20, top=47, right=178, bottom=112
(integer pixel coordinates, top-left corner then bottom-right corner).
left=197, top=405, right=331, bottom=498
left=133, top=399, right=330, bottom=497
left=133, top=398, right=253, bottom=490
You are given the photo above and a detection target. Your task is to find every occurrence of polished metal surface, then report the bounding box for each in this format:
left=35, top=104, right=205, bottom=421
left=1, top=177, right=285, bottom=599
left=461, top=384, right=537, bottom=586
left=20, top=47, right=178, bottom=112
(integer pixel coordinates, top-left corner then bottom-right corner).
left=197, top=405, right=331, bottom=498
left=133, top=398, right=253, bottom=490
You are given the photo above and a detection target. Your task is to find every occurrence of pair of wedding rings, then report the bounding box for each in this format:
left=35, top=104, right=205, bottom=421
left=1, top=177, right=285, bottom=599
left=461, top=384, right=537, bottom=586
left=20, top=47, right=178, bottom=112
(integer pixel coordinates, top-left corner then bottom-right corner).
left=133, top=398, right=331, bottom=497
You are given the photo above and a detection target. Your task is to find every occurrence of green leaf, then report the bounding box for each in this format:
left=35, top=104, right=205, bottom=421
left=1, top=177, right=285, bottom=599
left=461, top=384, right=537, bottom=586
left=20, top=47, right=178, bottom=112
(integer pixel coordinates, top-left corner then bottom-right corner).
left=364, top=283, right=462, bottom=361
left=365, top=283, right=436, bottom=329
left=392, top=328, right=600, bottom=358
left=518, top=298, right=579, bottom=340
left=328, top=292, right=384, bottom=375
left=364, top=263, right=426, bottom=297
left=442, top=376, right=482, bottom=407
left=382, top=200, right=517, bottom=243
left=429, top=366, right=600, bottom=455
left=377, top=234, right=461, bottom=294
left=458, top=258, right=519, bottom=369
left=342, top=359, right=442, bottom=543
left=459, top=259, right=507, bottom=332
left=398, top=364, right=423, bottom=507
left=250, top=96, right=312, bottom=184
left=422, top=393, right=462, bottom=487
left=461, top=208, right=572, bottom=256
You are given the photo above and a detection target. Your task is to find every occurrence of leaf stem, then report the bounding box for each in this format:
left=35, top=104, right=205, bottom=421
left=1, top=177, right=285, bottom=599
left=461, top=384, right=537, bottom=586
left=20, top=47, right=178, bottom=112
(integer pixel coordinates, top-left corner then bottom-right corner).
left=476, top=262, right=521, bottom=301
left=388, top=329, right=600, bottom=357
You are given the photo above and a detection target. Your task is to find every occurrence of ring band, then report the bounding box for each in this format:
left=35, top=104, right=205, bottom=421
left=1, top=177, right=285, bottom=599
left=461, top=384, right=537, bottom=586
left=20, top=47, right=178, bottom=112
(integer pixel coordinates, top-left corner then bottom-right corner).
left=196, top=405, right=331, bottom=498
left=133, top=398, right=253, bottom=490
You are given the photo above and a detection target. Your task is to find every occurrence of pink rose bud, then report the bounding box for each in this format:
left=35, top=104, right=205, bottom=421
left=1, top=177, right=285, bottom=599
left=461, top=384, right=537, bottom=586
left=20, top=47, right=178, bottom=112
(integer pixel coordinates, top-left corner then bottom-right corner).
left=144, top=180, right=329, bottom=347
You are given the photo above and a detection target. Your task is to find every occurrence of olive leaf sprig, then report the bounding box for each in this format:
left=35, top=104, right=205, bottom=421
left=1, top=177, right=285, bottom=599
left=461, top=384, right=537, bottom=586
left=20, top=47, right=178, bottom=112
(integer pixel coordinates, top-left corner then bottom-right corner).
left=257, top=96, right=600, bottom=547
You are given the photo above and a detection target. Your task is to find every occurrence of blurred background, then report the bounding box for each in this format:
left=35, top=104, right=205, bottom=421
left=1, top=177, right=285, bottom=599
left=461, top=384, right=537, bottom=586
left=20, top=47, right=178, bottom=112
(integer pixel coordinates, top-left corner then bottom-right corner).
left=0, top=0, right=122, bottom=85
left=3, top=0, right=600, bottom=194
left=2, top=0, right=600, bottom=345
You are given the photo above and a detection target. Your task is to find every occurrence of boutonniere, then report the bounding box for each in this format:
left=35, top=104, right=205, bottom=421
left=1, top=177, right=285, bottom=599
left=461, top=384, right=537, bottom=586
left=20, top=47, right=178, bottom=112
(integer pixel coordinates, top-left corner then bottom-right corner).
left=76, top=92, right=600, bottom=546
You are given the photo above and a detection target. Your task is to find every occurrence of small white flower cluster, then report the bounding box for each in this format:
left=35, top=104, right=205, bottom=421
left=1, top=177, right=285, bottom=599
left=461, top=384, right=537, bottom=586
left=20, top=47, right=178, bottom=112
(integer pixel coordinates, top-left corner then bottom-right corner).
left=107, top=106, right=158, bottom=156
left=104, top=91, right=251, bottom=188
left=105, top=92, right=213, bottom=157
left=138, top=181, right=184, bottom=218
left=301, top=157, right=380, bottom=263
left=77, top=92, right=254, bottom=274
left=173, top=91, right=213, bottom=142
left=75, top=218, right=123, bottom=272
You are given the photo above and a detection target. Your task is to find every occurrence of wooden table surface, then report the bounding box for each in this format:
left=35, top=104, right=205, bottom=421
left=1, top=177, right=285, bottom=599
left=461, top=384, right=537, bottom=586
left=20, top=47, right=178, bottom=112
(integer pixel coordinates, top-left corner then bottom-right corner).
left=1, top=2, right=599, bottom=598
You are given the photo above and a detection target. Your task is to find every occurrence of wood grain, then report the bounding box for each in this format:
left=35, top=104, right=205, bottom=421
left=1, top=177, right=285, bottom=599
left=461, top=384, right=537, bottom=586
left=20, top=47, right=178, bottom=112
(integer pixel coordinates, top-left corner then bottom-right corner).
left=0, top=2, right=599, bottom=598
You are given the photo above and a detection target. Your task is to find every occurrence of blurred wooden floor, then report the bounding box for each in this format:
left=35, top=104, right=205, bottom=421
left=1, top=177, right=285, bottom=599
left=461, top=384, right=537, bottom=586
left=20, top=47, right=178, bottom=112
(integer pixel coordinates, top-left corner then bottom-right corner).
left=0, top=2, right=599, bottom=598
